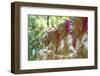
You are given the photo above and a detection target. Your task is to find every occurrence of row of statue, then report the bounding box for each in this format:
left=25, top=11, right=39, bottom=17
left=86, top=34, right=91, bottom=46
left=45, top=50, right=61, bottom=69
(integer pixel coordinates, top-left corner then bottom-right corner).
left=37, top=17, right=88, bottom=60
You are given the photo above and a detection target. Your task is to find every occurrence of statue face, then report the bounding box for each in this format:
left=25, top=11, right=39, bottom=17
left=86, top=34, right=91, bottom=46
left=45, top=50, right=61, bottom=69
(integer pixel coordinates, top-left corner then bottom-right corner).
left=72, top=17, right=82, bottom=37
left=58, top=23, right=68, bottom=38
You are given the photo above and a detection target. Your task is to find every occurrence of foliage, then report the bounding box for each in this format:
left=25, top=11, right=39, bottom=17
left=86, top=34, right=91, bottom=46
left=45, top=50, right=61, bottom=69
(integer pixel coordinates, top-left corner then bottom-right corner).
left=28, top=15, right=68, bottom=60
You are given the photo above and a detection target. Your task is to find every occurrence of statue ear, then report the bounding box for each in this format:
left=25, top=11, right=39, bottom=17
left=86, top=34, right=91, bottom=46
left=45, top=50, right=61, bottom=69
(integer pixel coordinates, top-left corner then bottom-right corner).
left=71, top=25, right=74, bottom=32
left=80, top=25, right=83, bottom=31
left=64, top=20, right=71, bottom=33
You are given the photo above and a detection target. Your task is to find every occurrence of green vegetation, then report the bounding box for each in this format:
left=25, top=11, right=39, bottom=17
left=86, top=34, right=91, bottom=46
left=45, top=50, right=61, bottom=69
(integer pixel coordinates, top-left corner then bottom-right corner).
left=28, top=15, right=68, bottom=60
